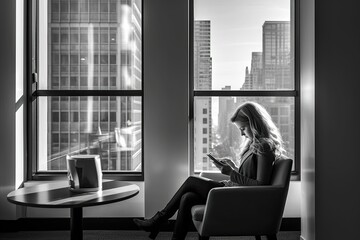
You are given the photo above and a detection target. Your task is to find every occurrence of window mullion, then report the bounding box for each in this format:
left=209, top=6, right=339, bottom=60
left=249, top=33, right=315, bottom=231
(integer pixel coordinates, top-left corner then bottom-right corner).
left=34, top=90, right=143, bottom=97
left=193, top=90, right=297, bottom=97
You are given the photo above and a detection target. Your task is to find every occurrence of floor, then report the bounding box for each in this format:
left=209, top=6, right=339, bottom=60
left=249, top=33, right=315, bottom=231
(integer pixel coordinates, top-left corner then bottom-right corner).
left=0, top=230, right=301, bottom=240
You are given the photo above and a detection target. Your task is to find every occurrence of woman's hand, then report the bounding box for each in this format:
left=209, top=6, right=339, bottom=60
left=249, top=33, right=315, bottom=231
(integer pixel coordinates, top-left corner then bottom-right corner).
left=212, top=158, right=236, bottom=176
left=212, top=161, right=225, bottom=170
left=220, top=164, right=234, bottom=176
left=212, top=157, right=237, bottom=175
left=219, top=158, right=238, bottom=170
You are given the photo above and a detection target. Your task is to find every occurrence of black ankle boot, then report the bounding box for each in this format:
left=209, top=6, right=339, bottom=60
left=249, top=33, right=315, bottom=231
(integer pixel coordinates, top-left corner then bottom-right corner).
left=133, top=211, right=167, bottom=239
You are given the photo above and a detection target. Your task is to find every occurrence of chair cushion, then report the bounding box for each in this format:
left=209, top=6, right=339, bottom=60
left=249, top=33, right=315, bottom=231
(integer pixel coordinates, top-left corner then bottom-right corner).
left=191, top=204, right=206, bottom=221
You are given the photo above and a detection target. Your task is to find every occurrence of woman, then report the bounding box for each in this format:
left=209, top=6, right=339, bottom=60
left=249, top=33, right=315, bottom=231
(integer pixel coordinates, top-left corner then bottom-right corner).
left=133, top=101, right=286, bottom=239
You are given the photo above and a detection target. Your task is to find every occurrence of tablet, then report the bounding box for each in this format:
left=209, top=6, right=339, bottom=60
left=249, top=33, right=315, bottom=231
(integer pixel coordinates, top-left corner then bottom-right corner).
left=207, top=153, right=225, bottom=166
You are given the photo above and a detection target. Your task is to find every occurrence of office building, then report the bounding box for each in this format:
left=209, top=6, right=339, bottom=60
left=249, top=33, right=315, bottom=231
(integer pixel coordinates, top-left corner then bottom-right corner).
left=46, top=0, right=142, bottom=171
left=261, top=21, right=294, bottom=159
left=262, top=21, right=292, bottom=90
left=193, top=20, right=213, bottom=170
left=237, top=21, right=294, bottom=159
left=250, top=52, right=263, bottom=90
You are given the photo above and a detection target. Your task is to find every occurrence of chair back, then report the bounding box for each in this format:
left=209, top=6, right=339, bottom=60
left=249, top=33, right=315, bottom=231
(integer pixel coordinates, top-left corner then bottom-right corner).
left=270, top=158, right=292, bottom=187
left=268, top=157, right=293, bottom=233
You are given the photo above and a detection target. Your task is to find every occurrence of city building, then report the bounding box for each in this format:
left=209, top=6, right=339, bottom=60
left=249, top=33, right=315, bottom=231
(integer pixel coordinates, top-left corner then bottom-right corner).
left=44, top=0, right=142, bottom=171
left=250, top=52, right=263, bottom=90
left=241, top=66, right=252, bottom=90
left=261, top=21, right=294, bottom=160
left=215, top=86, right=239, bottom=162
left=262, top=21, right=292, bottom=90
left=193, top=20, right=213, bottom=171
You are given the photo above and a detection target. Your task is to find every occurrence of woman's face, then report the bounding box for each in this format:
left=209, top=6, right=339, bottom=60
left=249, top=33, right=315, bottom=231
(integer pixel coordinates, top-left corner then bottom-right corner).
left=234, top=121, right=253, bottom=140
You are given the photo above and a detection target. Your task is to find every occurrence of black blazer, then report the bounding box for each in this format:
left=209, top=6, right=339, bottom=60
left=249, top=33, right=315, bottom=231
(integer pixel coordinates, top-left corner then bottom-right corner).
left=229, top=143, right=275, bottom=186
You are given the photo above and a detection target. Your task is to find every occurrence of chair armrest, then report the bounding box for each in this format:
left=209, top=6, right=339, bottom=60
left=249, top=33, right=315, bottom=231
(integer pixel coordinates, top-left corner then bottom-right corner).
left=200, top=186, right=286, bottom=236
left=199, top=171, right=230, bottom=182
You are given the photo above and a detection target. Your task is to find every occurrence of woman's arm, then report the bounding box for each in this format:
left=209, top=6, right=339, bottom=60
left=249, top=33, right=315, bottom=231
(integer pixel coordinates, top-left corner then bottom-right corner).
left=228, top=147, right=275, bottom=186
left=218, top=157, right=239, bottom=171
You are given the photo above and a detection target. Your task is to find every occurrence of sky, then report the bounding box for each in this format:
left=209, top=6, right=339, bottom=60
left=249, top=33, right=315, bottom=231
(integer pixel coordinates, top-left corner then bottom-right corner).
left=194, top=0, right=291, bottom=90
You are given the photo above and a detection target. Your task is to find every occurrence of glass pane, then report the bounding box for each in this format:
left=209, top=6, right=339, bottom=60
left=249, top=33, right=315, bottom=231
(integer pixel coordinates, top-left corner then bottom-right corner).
left=194, top=97, right=294, bottom=172
left=38, top=96, right=142, bottom=172
left=194, top=0, right=294, bottom=90
left=39, top=0, right=142, bottom=90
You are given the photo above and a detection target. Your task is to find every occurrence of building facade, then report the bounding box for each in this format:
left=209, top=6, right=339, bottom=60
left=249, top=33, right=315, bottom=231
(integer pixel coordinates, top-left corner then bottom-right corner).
left=261, top=21, right=294, bottom=160
left=193, top=20, right=213, bottom=171
left=44, top=0, right=142, bottom=171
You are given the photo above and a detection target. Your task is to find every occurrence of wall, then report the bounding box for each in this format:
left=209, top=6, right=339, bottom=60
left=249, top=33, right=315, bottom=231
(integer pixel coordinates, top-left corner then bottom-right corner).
left=0, top=0, right=17, bottom=220
left=315, top=0, right=360, bottom=239
left=300, top=0, right=315, bottom=239
left=143, top=0, right=190, bottom=218
left=284, top=182, right=301, bottom=217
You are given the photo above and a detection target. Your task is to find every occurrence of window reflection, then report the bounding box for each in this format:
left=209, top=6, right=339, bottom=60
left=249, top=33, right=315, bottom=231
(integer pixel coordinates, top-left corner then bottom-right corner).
left=39, top=96, right=142, bottom=172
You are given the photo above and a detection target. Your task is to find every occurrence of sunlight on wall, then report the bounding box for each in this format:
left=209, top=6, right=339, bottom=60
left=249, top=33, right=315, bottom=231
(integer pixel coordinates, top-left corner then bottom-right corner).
left=15, top=0, right=24, bottom=189
left=16, top=106, right=24, bottom=189
left=38, top=1, right=48, bottom=170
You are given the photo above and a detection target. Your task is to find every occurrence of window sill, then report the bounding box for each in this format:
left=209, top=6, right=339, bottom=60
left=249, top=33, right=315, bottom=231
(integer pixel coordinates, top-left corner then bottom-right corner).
left=30, top=172, right=144, bottom=182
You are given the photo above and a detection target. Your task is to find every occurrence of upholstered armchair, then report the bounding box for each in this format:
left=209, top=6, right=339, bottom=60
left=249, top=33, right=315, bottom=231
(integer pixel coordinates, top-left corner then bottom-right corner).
left=191, top=158, right=292, bottom=240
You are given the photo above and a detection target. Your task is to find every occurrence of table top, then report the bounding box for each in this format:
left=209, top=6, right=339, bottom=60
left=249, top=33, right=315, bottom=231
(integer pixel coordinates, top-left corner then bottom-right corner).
left=7, top=179, right=140, bottom=209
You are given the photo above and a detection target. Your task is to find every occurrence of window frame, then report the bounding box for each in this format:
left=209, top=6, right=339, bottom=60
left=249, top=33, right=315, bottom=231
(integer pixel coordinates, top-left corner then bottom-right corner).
left=26, top=0, right=144, bottom=181
left=189, top=0, right=300, bottom=180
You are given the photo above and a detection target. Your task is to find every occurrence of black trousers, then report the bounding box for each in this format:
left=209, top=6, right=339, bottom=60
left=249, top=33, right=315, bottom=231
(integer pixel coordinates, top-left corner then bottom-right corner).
left=160, top=176, right=224, bottom=239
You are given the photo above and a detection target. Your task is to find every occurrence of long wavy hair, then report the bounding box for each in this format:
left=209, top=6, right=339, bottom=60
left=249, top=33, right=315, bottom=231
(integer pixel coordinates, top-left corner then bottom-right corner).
left=230, top=101, right=286, bottom=159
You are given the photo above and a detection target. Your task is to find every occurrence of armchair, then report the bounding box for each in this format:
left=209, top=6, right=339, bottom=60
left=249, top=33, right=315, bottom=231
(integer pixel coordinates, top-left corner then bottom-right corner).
left=191, top=158, right=293, bottom=240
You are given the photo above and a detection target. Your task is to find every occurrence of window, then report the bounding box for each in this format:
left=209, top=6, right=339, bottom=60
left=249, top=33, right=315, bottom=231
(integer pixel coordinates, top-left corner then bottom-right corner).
left=29, top=0, right=143, bottom=179
left=202, top=128, right=207, bottom=134
left=191, top=0, right=299, bottom=176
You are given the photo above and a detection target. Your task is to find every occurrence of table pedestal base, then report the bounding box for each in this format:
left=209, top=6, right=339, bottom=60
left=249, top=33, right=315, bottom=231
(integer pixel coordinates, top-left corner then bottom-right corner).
left=71, top=207, right=83, bottom=240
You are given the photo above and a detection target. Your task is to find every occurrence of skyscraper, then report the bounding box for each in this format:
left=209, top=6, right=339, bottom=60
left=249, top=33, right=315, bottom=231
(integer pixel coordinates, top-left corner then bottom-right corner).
left=250, top=52, right=263, bottom=90
left=241, top=52, right=262, bottom=91
left=261, top=21, right=294, bottom=159
left=46, top=0, right=142, bottom=171
left=262, top=21, right=292, bottom=90
left=216, top=86, right=239, bottom=162
left=193, top=20, right=213, bottom=170
left=241, top=67, right=252, bottom=90
left=238, top=21, right=294, bottom=160
left=218, top=86, right=232, bottom=139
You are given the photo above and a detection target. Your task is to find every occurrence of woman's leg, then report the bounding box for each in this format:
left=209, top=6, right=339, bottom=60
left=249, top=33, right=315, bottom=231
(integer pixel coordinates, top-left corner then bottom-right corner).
left=133, top=176, right=223, bottom=239
left=161, top=176, right=224, bottom=219
left=172, top=192, right=203, bottom=240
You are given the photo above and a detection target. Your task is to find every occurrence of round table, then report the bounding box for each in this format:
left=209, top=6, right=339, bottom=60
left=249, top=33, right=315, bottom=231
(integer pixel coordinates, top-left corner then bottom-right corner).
left=7, top=179, right=140, bottom=240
